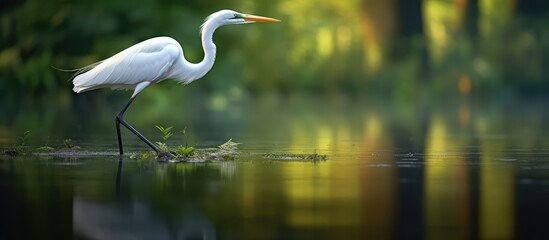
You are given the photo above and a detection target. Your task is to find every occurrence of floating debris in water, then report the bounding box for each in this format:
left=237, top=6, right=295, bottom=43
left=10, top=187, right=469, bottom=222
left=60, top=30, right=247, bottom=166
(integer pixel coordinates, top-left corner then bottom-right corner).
left=34, top=149, right=118, bottom=157
left=365, top=163, right=392, bottom=167
left=3, top=149, right=20, bottom=156
left=262, top=153, right=328, bottom=162
left=35, top=146, right=55, bottom=152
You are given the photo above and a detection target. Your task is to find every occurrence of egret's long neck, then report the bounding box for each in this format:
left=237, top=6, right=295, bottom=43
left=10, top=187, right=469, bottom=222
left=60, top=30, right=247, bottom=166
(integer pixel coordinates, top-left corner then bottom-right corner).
left=174, top=20, right=219, bottom=83
left=197, top=23, right=217, bottom=77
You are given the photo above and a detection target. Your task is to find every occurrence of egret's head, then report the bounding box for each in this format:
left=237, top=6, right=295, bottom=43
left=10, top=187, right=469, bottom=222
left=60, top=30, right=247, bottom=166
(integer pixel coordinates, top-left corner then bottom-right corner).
left=207, top=9, right=280, bottom=27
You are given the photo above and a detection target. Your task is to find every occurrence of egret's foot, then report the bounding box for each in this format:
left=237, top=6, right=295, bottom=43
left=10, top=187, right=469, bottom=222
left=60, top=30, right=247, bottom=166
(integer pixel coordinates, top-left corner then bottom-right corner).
left=157, top=151, right=176, bottom=162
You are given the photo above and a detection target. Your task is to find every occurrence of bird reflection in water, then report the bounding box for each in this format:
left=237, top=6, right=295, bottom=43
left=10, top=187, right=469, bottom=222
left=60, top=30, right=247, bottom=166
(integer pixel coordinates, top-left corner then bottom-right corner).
left=73, top=158, right=216, bottom=240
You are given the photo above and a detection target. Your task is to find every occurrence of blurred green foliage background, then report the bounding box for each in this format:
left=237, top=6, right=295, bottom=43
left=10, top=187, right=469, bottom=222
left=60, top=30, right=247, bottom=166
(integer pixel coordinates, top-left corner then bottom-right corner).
left=2, top=0, right=548, bottom=100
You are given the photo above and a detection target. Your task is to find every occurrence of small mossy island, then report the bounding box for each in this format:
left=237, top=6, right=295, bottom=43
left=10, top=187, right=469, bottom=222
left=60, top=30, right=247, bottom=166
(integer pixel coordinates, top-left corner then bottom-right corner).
left=143, top=125, right=242, bottom=162
left=136, top=139, right=241, bottom=163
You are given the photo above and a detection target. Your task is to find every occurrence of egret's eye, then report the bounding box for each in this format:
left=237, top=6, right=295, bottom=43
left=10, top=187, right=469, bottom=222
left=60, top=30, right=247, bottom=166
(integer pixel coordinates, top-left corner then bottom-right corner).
left=231, top=13, right=244, bottom=19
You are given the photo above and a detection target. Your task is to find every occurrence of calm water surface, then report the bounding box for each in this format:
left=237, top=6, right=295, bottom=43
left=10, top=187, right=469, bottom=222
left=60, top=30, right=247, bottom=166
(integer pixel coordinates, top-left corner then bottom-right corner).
left=1, top=96, right=549, bottom=239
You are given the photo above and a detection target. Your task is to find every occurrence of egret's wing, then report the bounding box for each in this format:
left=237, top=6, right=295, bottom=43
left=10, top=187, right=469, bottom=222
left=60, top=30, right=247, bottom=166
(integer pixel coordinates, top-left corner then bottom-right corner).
left=73, top=37, right=181, bottom=93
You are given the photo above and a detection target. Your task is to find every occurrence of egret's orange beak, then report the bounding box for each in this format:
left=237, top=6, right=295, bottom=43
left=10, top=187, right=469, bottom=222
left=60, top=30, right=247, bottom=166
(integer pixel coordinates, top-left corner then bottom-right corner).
left=243, top=14, right=281, bottom=23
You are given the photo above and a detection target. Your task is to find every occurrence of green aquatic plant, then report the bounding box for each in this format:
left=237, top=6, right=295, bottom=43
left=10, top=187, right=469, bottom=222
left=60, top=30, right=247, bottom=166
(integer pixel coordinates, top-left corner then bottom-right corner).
left=174, top=127, right=194, bottom=157
left=181, top=127, right=189, bottom=148
left=174, top=145, right=194, bottom=157
left=155, top=125, right=175, bottom=154
left=17, top=131, right=31, bottom=147
left=155, top=125, right=173, bottom=142
left=156, top=142, right=170, bottom=152
left=155, top=125, right=195, bottom=158
left=155, top=125, right=174, bottom=156
left=63, top=138, right=75, bottom=149
left=3, top=131, right=31, bottom=156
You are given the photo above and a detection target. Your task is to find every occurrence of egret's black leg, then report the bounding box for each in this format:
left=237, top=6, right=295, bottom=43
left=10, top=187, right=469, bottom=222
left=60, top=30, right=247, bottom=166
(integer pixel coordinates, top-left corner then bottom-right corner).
left=115, top=96, right=162, bottom=155
left=116, top=118, right=123, bottom=155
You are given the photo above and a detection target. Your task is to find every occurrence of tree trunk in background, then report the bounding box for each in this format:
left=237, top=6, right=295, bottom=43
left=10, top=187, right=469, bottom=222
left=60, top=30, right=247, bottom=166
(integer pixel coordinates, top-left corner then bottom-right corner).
left=396, top=0, right=424, bottom=37
left=516, top=0, right=549, bottom=17
left=515, top=0, right=549, bottom=91
left=394, top=0, right=429, bottom=81
left=465, top=0, right=479, bottom=44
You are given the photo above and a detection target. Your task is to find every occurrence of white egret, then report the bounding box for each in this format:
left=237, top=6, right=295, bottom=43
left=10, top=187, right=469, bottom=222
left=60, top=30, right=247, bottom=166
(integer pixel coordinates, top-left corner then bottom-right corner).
left=72, top=9, right=280, bottom=156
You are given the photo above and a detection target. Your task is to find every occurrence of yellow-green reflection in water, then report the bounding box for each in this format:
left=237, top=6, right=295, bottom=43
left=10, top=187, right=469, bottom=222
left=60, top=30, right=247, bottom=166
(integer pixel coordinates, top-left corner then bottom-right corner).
left=1, top=97, right=549, bottom=239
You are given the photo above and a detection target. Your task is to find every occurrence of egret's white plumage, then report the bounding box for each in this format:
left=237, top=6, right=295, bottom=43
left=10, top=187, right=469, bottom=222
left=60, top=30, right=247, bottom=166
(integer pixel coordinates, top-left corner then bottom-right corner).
left=70, top=9, right=280, bottom=156
left=73, top=37, right=182, bottom=93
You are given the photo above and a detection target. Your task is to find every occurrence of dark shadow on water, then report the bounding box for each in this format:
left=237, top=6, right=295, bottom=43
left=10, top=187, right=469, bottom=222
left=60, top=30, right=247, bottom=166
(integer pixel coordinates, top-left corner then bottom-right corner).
left=116, top=157, right=123, bottom=199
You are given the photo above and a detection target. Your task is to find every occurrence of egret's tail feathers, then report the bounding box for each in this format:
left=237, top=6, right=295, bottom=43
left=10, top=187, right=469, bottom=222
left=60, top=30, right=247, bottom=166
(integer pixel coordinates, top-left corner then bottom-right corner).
left=70, top=60, right=106, bottom=93
left=51, top=66, right=79, bottom=73
left=53, top=61, right=104, bottom=80
left=72, top=85, right=95, bottom=93
left=71, top=61, right=104, bottom=80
